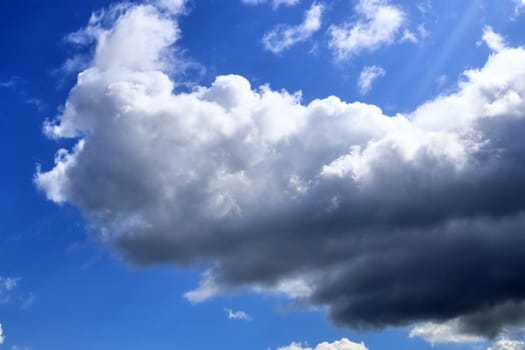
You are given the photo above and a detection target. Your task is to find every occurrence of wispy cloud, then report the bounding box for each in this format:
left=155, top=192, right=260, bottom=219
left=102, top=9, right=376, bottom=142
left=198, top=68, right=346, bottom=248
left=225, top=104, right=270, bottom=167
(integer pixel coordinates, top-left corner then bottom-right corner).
left=225, top=308, right=252, bottom=321
left=241, top=0, right=300, bottom=9
left=263, top=2, right=324, bottom=54
left=358, top=65, right=385, bottom=95
left=0, top=277, right=19, bottom=304
left=277, top=338, right=368, bottom=350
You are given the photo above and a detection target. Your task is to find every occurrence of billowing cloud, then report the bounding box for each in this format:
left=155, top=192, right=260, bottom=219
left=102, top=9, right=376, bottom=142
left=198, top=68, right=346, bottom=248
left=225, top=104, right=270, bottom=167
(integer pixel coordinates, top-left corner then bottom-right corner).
left=328, top=0, right=409, bottom=60
left=263, top=2, right=323, bottom=53
left=36, top=0, right=525, bottom=339
left=277, top=338, right=368, bottom=350
left=357, top=65, right=385, bottom=95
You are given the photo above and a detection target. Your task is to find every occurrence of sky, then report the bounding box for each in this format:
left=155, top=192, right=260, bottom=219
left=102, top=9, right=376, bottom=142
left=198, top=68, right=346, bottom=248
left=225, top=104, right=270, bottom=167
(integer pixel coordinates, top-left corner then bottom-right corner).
left=1, top=0, right=525, bottom=349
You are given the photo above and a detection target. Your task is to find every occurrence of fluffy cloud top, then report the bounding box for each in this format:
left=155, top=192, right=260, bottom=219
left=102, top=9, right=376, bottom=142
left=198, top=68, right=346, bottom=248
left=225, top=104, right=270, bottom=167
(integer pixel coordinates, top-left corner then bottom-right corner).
left=263, top=2, right=323, bottom=53
left=328, top=0, right=409, bottom=60
left=36, top=0, right=525, bottom=339
left=278, top=338, right=368, bottom=350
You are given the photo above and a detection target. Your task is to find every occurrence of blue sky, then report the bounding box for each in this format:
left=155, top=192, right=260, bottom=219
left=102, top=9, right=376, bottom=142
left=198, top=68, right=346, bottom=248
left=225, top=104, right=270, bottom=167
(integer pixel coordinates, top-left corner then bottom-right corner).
left=2, top=0, right=525, bottom=349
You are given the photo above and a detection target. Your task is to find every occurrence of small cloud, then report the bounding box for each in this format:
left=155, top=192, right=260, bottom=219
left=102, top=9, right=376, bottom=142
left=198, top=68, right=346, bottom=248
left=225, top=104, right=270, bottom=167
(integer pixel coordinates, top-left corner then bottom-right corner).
left=328, top=0, right=408, bottom=60
left=225, top=308, right=252, bottom=321
left=0, top=277, right=20, bottom=304
left=409, top=320, right=485, bottom=345
left=184, top=271, right=221, bottom=303
left=241, top=0, right=300, bottom=9
left=481, top=26, right=507, bottom=53
left=263, top=2, right=324, bottom=54
left=488, top=339, right=525, bottom=350
left=277, top=338, right=368, bottom=350
left=0, top=323, right=4, bottom=344
left=358, top=65, right=385, bottom=95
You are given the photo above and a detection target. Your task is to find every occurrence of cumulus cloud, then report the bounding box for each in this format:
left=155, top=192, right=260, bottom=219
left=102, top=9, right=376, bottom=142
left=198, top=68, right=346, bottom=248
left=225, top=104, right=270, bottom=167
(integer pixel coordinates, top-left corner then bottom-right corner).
left=225, top=308, right=252, bottom=320
left=263, top=2, right=323, bottom=53
left=35, top=2, right=525, bottom=340
left=357, top=65, right=385, bottom=95
left=278, top=338, right=368, bottom=350
left=328, top=0, right=411, bottom=60
left=0, top=323, right=4, bottom=344
left=242, top=0, right=300, bottom=9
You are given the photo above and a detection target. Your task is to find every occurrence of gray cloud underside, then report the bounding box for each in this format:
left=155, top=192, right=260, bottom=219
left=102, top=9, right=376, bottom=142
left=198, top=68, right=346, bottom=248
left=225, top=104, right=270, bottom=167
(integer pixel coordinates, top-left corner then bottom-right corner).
left=36, top=2, right=525, bottom=338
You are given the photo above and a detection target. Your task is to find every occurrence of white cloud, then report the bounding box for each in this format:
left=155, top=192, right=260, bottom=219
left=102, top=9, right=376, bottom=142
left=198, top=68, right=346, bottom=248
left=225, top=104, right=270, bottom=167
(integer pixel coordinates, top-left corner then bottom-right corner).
left=328, top=0, right=409, bottom=60
left=225, top=308, right=252, bottom=320
left=184, top=271, right=220, bottom=303
left=409, top=320, right=485, bottom=344
left=252, top=276, right=313, bottom=299
left=278, top=338, right=368, bottom=350
left=242, top=0, right=300, bottom=8
left=488, top=339, right=525, bottom=350
left=482, top=26, right=507, bottom=53
left=358, top=65, right=385, bottom=95
left=263, top=2, right=323, bottom=53
left=0, top=323, right=4, bottom=344
left=154, top=0, right=187, bottom=14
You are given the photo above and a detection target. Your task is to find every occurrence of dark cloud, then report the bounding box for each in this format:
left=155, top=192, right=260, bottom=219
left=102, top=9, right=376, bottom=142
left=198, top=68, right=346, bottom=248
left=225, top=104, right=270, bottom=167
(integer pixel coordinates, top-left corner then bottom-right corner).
left=36, top=1, right=525, bottom=339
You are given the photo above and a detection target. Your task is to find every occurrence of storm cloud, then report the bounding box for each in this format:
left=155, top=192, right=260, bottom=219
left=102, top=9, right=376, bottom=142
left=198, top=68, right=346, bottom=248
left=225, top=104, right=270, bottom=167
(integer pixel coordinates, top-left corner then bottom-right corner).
left=36, top=1, right=525, bottom=339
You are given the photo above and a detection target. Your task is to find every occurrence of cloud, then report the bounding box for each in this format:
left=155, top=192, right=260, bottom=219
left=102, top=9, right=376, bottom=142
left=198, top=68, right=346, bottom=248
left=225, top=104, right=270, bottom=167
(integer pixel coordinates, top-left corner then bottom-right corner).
left=35, top=2, right=525, bottom=340
left=482, top=26, right=507, bottom=53
left=328, top=0, right=410, bottom=60
left=488, top=339, right=525, bottom=350
left=277, top=338, right=368, bottom=350
left=0, top=277, right=19, bottom=304
left=262, top=2, right=323, bottom=53
left=242, top=0, right=300, bottom=9
left=357, top=65, right=385, bottom=95
left=184, top=271, right=220, bottom=303
left=409, top=320, right=485, bottom=344
left=514, top=0, right=525, bottom=15
left=0, top=323, right=4, bottom=344
left=225, top=308, right=252, bottom=320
